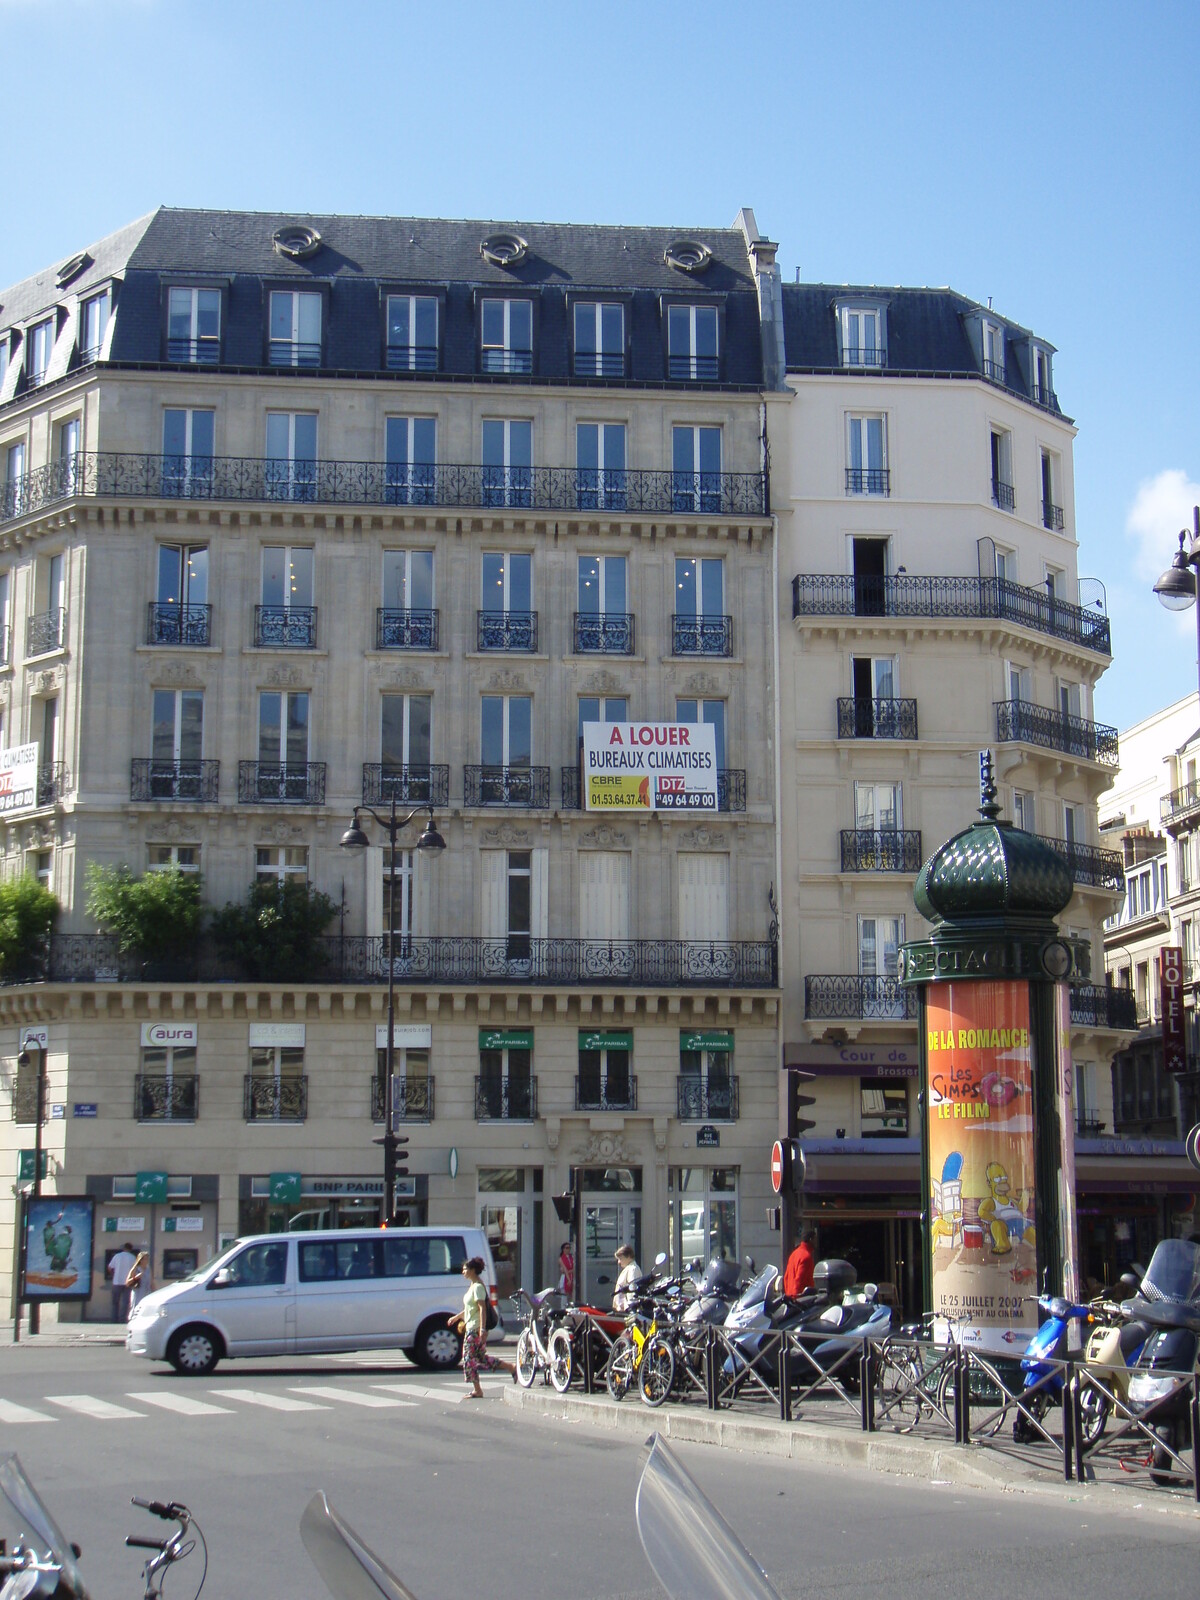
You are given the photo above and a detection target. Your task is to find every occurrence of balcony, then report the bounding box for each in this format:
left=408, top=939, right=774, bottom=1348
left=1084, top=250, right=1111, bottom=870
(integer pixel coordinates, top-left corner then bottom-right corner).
left=480, top=349, right=533, bottom=375
left=268, top=341, right=321, bottom=368
left=575, top=1076, right=638, bottom=1112
left=26, top=609, right=64, bottom=656
left=574, top=351, right=625, bottom=379
left=792, top=573, right=1111, bottom=656
left=166, top=337, right=220, bottom=365
left=131, top=759, right=220, bottom=803
left=238, top=762, right=326, bottom=805
left=840, top=829, right=923, bottom=873
left=22, top=932, right=780, bottom=989
left=477, top=611, right=537, bottom=652
left=805, top=976, right=917, bottom=1021
left=677, top=1075, right=740, bottom=1121
left=1035, top=834, right=1124, bottom=893
left=837, top=697, right=919, bottom=740
left=1042, top=501, right=1065, bottom=532
left=147, top=602, right=212, bottom=647
left=991, top=479, right=1016, bottom=512
left=1069, top=984, right=1139, bottom=1031
left=243, top=1075, right=308, bottom=1122
left=575, top=470, right=630, bottom=512
left=672, top=614, right=733, bottom=657
left=845, top=468, right=890, bottom=496
left=376, top=608, right=439, bottom=651
left=464, top=765, right=550, bottom=808
left=995, top=700, right=1119, bottom=767
left=370, top=1075, right=435, bottom=1123
left=983, top=359, right=1006, bottom=384
left=1162, top=782, right=1200, bottom=830
left=1033, top=384, right=1060, bottom=412
left=573, top=612, right=634, bottom=654
left=668, top=354, right=720, bottom=382
left=1075, top=1116, right=1107, bottom=1138
left=254, top=606, right=317, bottom=649
left=362, top=764, right=449, bottom=808
left=475, top=1076, right=537, bottom=1121
left=385, top=344, right=438, bottom=372
left=36, top=762, right=69, bottom=806
left=560, top=765, right=746, bottom=812
left=135, top=1074, right=199, bottom=1122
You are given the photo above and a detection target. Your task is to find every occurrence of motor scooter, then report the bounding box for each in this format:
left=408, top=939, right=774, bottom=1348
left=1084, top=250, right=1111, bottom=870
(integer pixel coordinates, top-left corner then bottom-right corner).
left=722, top=1258, right=856, bottom=1380
left=1010, top=1292, right=1094, bottom=1442
left=1123, top=1238, right=1200, bottom=1485
left=1078, top=1272, right=1149, bottom=1448
left=680, top=1254, right=748, bottom=1332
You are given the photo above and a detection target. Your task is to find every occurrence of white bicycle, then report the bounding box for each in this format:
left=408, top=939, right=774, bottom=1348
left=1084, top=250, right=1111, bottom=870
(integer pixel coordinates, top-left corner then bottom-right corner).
left=513, top=1286, right=574, bottom=1392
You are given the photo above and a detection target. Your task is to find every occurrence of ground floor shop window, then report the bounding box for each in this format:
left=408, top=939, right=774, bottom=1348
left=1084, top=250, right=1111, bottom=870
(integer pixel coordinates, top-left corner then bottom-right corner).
left=668, top=1167, right=738, bottom=1270
left=860, top=1076, right=908, bottom=1137
left=478, top=1166, right=542, bottom=1301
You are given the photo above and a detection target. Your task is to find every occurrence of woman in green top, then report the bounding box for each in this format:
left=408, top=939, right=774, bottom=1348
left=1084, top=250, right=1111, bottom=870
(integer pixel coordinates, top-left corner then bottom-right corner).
left=451, top=1256, right=515, bottom=1397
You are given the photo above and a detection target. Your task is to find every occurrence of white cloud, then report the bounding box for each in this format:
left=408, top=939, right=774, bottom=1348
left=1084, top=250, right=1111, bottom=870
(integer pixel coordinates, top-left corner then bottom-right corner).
left=1125, top=468, right=1200, bottom=584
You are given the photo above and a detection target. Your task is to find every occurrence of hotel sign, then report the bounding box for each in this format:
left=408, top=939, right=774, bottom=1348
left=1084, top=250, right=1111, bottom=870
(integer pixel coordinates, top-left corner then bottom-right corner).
left=1161, top=945, right=1187, bottom=1075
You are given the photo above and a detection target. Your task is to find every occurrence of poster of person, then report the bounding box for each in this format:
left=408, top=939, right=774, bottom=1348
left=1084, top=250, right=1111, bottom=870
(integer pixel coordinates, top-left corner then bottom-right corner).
left=22, top=1196, right=95, bottom=1300
left=926, top=981, right=1038, bottom=1355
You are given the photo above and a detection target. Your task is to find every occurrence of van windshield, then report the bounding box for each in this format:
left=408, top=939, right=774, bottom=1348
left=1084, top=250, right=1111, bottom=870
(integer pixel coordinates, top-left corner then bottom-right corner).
left=178, top=1239, right=244, bottom=1284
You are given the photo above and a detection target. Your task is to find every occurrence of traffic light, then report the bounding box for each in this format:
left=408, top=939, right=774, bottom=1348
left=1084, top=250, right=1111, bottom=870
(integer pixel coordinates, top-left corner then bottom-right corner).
left=552, top=1192, right=574, bottom=1226
left=790, top=1068, right=817, bottom=1136
left=372, top=1132, right=410, bottom=1189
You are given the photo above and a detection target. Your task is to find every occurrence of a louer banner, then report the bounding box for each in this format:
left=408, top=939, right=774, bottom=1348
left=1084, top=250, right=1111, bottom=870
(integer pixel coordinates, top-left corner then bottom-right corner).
left=582, top=721, right=718, bottom=813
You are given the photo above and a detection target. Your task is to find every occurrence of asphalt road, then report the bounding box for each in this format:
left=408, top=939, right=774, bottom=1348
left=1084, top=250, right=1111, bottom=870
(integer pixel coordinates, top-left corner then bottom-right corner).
left=0, top=1343, right=1195, bottom=1600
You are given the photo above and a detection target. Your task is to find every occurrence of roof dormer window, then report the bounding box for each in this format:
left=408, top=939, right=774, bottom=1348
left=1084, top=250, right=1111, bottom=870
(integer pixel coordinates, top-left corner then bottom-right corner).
left=27, top=317, right=56, bottom=388
left=80, top=289, right=110, bottom=365
left=269, top=290, right=322, bottom=368
left=667, top=304, right=719, bottom=380
left=480, top=299, right=532, bottom=375
left=1032, top=345, right=1057, bottom=409
left=836, top=303, right=886, bottom=368
left=982, top=320, right=1006, bottom=384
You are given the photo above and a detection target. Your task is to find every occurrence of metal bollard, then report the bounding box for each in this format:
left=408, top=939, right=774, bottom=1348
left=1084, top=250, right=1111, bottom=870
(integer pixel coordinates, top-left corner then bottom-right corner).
left=581, top=1321, right=594, bottom=1394
left=706, top=1325, right=719, bottom=1411
left=1061, top=1360, right=1075, bottom=1483
left=779, top=1338, right=791, bottom=1423
left=860, top=1343, right=874, bottom=1432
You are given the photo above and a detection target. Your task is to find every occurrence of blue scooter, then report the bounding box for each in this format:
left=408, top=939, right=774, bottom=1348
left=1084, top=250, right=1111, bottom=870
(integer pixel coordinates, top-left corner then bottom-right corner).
left=1011, top=1291, right=1094, bottom=1442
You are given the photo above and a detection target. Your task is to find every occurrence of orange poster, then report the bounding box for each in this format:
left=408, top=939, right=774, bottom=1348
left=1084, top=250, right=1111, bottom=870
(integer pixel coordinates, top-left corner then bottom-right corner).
left=927, top=980, right=1038, bottom=1354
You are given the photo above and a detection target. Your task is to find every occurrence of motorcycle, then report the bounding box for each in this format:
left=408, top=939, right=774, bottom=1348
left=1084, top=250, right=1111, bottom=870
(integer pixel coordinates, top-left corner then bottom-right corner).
left=1010, top=1291, right=1095, bottom=1443
left=1123, top=1238, right=1200, bottom=1485
left=680, top=1254, right=748, bottom=1333
left=721, top=1258, right=857, bottom=1381
left=1078, top=1273, right=1149, bottom=1448
left=792, top=1282, right=893, bottom=1392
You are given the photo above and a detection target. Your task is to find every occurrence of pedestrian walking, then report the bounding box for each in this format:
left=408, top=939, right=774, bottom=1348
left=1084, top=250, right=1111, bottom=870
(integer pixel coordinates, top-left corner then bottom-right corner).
left=126, top=1251, right=152, bottom=1317
left=451, top=1256, right=515, bottom=1397
left=107, top=1241, right=137, bottom=1322
left=558, top=1240, right=575, bottom=1299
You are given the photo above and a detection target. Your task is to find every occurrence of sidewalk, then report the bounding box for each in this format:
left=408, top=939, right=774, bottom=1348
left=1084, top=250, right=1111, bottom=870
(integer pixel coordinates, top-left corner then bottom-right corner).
left=502, top=1381, right=1200, bottom=1520
left=0, top=1319, right=127, bottom=1347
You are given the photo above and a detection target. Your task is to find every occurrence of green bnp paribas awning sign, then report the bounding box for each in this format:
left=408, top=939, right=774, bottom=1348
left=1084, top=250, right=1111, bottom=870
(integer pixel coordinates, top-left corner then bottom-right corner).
left=579, top=1031, right=633, bottom=1051
left=680, top=1030, right=734, bottom=1052
left=135, top=1171, right=169, bottom=1203
left=479, top=1029, right=533, bottom=1051
left=269, top=1172, right=303, bottom=1204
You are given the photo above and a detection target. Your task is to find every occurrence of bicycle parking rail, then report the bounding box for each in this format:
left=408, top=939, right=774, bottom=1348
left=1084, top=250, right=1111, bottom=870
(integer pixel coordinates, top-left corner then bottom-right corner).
left=1066, top=1360, right=1200, bottom=1500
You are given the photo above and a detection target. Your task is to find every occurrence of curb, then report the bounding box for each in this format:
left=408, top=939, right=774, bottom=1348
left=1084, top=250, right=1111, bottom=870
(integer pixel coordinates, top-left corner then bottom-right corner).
left=502, top=1383, right=1200, bottom=1519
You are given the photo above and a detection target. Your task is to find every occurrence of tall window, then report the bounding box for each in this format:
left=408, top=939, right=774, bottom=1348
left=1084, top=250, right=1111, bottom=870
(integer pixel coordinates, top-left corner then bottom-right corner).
left=1033, top=346, right=1054, bottom=405
left=4, top=442, right=26, bottom=518
left=673, top=555, right=726, bottom=655
left=258, top=691, right=310, bottom=770
left=157, top=544, right=209, bottom=609
left=672, top=426, right=722, bottom=512
left=667, top=304, right=718, bottom=380
left=990, top=429, right=1014, bottom=510
left=1012, top=789, right=1035, bottom=833
left=982, top=320, right=1006, bottom=382
left=840, top=305, right=883, bottom=367
left=0, top=570, right=10, bottom=664
left=574, top=302, right=624, bottom=376
left=846, top=414, right=888, bottom=495
left=163, top=409, right=215, bottom=495
left=480, top=299, right=532, bottom=373
left=1041, top=449, right=1062, bottom=529
left=386, top=295, right=438, bottom=370
left=380, top=548, right=435, bottom=651
left=676, top=698, right=726, bottom=771
left=381, top=693, right=432, bottom=775
left=480, top=551, right=534, bottom=648
left=1006, top=661, right=1031, bottom=703
left=261, top=546, right=314, bottom=612
left=578, top=1031, right=632, bottom=1110
left=269, top=290, right=322, bottom=366
left=167, top=287, right=221, bottom=363
left=385, top=416, right=436, bottom=505
left=576, top=423, right=626, bottom=509
left=152, top=689, right=204, bottom=781
left=576, top=554, right=629, bottom=651
left=481, top=695, right=531, bottom=768
left=482, top=419, right=532, bottom=507
left=28, top=319, right=55, bottom=387
left=80, top=290, right=110, bottom=363
left=854, top=780, right=901, bottom=832
left=266, top=413, right=318, bottom=500
left=858, top=916, right=905, bottom=1016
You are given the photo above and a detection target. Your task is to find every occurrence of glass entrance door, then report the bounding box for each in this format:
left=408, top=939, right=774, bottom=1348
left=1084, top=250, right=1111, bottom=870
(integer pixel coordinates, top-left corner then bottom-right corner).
left=581, top=1199, right=641, bottom=1309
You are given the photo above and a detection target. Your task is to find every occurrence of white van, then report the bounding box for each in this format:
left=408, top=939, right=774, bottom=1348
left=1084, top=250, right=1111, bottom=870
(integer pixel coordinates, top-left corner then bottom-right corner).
left=126, top=1227, right=498, bottom=1376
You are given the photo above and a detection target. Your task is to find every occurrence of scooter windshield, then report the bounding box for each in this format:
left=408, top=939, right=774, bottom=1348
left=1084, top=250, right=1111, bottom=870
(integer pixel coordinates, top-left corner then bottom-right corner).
left=1139, top=1239, right=1200, bottom=1305
left=0, top=1455, right=90, bottom=1600
left=635, top=1434, right=781, bottom=1600
left=300, top=1491, right=419, bottom=1600
left=731, top=1265, right=778, bottom=1314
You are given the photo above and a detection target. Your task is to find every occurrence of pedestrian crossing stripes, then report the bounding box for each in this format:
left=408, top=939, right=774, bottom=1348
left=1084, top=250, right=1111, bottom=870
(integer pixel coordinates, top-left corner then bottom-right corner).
left=287, top=1386, right=415, bottom=1408
left=0, top=1398, right=53, bottom=1424
left=0, top=1380, right=496, bottom=1425
left=125, top=1392, right=234, bottom=1416
left=46, top=1395, right=145, bottom=1420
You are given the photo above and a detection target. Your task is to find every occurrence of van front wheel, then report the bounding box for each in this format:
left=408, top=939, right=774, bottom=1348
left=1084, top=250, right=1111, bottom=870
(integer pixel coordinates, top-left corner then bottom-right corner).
left=167, top=1325, right=222, bottom=1376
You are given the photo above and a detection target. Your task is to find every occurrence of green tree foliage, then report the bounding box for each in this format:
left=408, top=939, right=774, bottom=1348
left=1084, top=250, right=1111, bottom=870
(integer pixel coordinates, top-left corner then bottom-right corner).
left=0, top=875, right=58, bottom=979
left=84, top=864, right=202, bottom=958
left=210, top=877, right=337, bottom=981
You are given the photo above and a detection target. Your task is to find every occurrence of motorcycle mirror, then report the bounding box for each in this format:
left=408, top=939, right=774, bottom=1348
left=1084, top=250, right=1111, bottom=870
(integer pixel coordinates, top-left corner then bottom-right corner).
left=744, top=1255, right=756, bottom=1272
left=654, top=1252, right=668, bottom=1269
left=301, top=1491, right=419, bottom=1600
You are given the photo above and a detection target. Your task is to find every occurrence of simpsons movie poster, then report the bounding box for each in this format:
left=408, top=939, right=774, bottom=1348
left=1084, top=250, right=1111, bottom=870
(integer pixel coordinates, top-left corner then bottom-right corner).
left=927, top=981, right=1038, bottom=1354
left=22, top=1196, right=95, bottom=1300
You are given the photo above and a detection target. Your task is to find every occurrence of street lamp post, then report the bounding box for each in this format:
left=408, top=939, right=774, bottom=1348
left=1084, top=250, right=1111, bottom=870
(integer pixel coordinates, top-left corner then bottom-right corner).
left=340, top=800, right=446, bottom=1225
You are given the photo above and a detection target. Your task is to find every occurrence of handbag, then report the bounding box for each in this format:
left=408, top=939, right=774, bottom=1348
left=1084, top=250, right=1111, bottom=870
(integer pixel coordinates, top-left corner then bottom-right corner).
left=484, top=1293, right=499, bottom=1332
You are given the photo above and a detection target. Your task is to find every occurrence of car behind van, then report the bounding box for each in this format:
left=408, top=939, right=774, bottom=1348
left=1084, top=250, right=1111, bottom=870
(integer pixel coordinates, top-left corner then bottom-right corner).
left=126, top=1227, right=497, bottom=1375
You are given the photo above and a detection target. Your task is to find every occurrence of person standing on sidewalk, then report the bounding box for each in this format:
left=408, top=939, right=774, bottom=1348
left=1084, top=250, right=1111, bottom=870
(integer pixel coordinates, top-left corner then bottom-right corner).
left=452, top=1256, right=515, bottom=1398
left=107, top=1242, right=137, bottom=1322
left=783, top=1229, right=816, bottom=1298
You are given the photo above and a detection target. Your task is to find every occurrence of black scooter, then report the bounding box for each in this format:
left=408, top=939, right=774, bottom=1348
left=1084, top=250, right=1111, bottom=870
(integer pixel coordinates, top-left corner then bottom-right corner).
left=1123, top=1238, right=1200, bottom=1485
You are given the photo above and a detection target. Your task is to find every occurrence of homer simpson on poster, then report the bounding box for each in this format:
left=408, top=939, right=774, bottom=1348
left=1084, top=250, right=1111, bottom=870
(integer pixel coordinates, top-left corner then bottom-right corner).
left=927, top=980, right=1039, bottom=1354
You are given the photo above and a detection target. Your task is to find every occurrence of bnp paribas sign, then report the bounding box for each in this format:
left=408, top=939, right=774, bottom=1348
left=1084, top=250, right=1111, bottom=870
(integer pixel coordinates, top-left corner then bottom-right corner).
left=581, top=722, right=717, bottom=813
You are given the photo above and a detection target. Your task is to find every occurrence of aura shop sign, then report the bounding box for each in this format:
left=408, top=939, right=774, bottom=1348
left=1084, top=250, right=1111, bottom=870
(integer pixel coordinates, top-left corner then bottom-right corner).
left=582, top=721, right=717, bottom=813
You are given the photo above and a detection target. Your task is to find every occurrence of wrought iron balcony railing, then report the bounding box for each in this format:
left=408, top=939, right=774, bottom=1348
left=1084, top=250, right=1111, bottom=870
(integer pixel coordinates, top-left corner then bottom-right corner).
left=560, top=765, right=746, bottom=812
left=983, top=359, right=1007, bottom=383
left=842, top=346, right=887, bottom=368
left=840, top=829, right=923, bottom=873
left=361, top=764, right=449, bottom=807
left=21, top=932, right=779, bottom=989
left=1033, top=384, right=1060, bottom=411
left=573, top=612, right=634, bottom=654
left=1042, top=501, right=1065, bottom=531
left=238, top=762, right=327, bottom=805
left=147, top=602, right=212, bottom=647
left=1035, top=834, right=1124, bottom=892
left=792, top=573, right=1111, bottom=655
left=677, top=1075, right=740, bottom=1121
left=575, top=1076, right=638, bottom=1112
left=992, top=479, right=1016, bottom=511
left=254, top=605, right=317, bottom=648
left=481, top=349, right=533, bottom=374
left=135, top=1074, right=199, bottom=1122
left=668, top=353, right=720, bottom=381
left=464, top=765, right=550, bottom=808
left=836, top=696, right=919, bottom=740
left=1075, top=1116, right=1107, bottom=1138
left=131, top=759, right=220, bottom=803
left=385, top=344, right=438, bottom=372
left=26, top=609, right=64, bottom=656
left=1069, top=984, right=1138, bottom=1031
left=0, top=454, right=768, bottom=523
left=845, top=468, right=890, bottom=496
left=370, top=1075, right=435, bottom=1122
left=1162, top=782, right=1200, bottom=828
left=672, top=614, right=733, bottom=656
left=475, top=1076, right=537, bottom=1120
left=995, top=699, right=1119, bottom=767
left=36, top=762, right=69, bottom=806
left=573, top=350, right=625, bottom=378
left=243, top=1075, right=308, bottom=1121
left=166, top=337, right=220, bottom=365
left=376, top=608, right=439, bottom=650
left=477, top=610, right=537, bottom=652
left=805, top=976, right=917, bottom=1020
left=268, top=341, right=321, bottom=368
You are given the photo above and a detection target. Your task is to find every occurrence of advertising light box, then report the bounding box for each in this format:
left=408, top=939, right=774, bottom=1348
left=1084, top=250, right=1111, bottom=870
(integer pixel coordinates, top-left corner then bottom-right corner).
left=582, top=722, right=718, bottom=813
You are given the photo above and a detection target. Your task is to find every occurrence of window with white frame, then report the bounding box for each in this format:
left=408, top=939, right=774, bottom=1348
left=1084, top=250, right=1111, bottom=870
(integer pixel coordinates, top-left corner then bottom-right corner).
left=3, top=442, right=26, bottom=517
left=672, top=426, right=722, bottom=512
left=480, top=848, right=546, bottom=966
left=576, top=554, right=628, bottom=648
left=854, top=780, right=901, bottom=833
left=1062, top=801, right=1084, bottom=847
left=151, top=688, right=204, bottom=779
left=167, top=287, right=221, bottom=363
left=481, top=419, right=532, bottom=507
left=386, top=295, right=438, bottom=370
left=163, top=409, right=215, bottom=494
left=258, top=690, right=310, bottom=771
left=481, top=694, right=531, bottom=768
left=28, top=318, right=55, bottom=387
left=148, top=844, right=200, bottom=874
left=676, top=697, right=726, bottom=771
left=576, top=423, right=627, bottom=509
left=574, top=302, right=625, bottom=377
left=858, top=915, right=905, bottom=1016
left=138, top=1041, right=197, bottom=1121
left=381, top=693, right=432, bottom=780
left=481, top=551, right=532, bottom=624
left=269, top=290, right=322, bottom=367
left=982, top=320, right=1006, bottom=382
left=80, top=289, right=110, bottom=362
left=261, top=545, right=314, bottom=612
left=667, top=304, right=718, bottom=380
left=0, top=570, right=9, bottom=665
left=1005, top=660, right=1031, bottom=703
left=30, top=849, right=52, bottom=891
left=480, top=299, right=532, bottom=373
left=990, top=428, right=1014, bottom=509
left=1041, top=450, right=1063, bottom=530
left=380, top=548, right=435, bottom=648
left=1033, top=345, right=1055, bottom=406
left=255, top=846, right=308, bottom=884
left=0, top=334, right=9, bottom=389
left=265, top=414, right=318, bottom=499
left=1012, top=789, right=1035, bottom=833
left=1057, top=678, right=1083, bottom=722
left=846, top=414, right=888, bottom=495
left=839, top=305, right=884, bottom=368
left=384, top=417, right=436, bottom=503
left=995, top=546, right=1017, bottom=583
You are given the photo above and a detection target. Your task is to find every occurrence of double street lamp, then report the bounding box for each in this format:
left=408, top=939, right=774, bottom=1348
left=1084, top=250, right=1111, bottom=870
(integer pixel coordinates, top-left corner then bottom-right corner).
left=340, top=800, right=446, bottom=1224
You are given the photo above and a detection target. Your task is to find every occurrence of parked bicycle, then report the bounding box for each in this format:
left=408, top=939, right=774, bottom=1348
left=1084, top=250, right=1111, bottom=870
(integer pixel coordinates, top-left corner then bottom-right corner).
left=513, top=1286, right=574, bottom=1391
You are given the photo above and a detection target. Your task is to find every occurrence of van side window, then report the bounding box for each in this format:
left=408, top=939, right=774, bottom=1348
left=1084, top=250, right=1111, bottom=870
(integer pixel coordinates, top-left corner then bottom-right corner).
left=381, top=1234, right=467, bottom=1277
left=298, top=1242, right=338, bottom=1282
left=223, top=1242, right=287, bottom=1286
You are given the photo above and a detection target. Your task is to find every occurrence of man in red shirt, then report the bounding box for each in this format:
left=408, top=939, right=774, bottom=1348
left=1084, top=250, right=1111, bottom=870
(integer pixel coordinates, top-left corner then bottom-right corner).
left=783, top=1229, right=816, bottom=1297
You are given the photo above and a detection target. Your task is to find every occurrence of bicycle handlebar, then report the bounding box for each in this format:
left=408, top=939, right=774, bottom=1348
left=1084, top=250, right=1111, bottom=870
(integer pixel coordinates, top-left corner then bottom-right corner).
left=125, top=1536, right=168, bottom=1551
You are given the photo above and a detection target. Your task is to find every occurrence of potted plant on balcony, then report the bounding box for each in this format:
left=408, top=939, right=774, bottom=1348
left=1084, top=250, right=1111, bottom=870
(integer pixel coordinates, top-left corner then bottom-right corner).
left=0, top=875, right=57, bottom=982
left=84, top=864, right=204, bottom=980
left=209, top=877, right=337, bottom=982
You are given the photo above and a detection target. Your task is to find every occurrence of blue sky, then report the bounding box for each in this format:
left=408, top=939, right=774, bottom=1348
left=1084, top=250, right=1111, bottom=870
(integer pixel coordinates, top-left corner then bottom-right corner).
left=1, top=0, right=1195, bottom=733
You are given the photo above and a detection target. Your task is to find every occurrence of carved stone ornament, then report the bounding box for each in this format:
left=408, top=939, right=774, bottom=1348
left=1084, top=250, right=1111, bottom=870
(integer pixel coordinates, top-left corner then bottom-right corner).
left=24, top=821, right=55, bottom=849
left=677, top=826, right=717, bottom=849
left=682, top=671, right=723, bottom=697
left=485, top=669, right=528, bottom=693
left=265, top=821, right=305, bottom=844
left=579, top=824, right=629, bottom=849
left=386, top=666, right=428, bottom=691
left=36, top=668, right=63, bottom=695
left=571, top=1131, right=632, bottom=1165
left=265, top=664, right=303, bottom=689
left=582, top=669, right=624, bottom=695
left=153, top=660, right=200, bottom=689
left=482, top=825, right=531, bottom=847
left=150, top=816, right=204, bottom=844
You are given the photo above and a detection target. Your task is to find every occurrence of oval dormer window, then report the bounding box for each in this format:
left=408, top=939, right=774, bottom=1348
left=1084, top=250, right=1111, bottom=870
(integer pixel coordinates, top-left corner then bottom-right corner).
left=272, top=224, right=323, bottom=262
left=56, top=252, right=92, bottom=288
left=664, top=238, right=712, bottom=275
left=480, top=232, right=528, bottom=269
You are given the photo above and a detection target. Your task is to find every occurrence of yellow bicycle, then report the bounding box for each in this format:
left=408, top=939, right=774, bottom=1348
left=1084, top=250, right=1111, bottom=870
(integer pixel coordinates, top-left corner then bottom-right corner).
left=605, top=1295, right=677, bottom=1405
